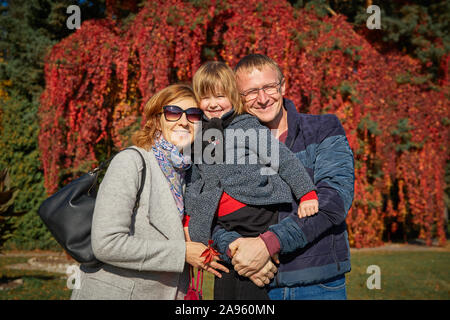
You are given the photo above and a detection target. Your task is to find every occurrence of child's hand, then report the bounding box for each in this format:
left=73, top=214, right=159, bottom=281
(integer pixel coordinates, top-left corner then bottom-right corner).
left=298, top=199, right=319, bottom=218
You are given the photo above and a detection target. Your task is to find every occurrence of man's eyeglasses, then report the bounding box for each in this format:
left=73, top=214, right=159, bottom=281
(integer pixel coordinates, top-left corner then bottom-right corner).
left=162, top=105, right=203, bottom=123
left=240, top=79, right=284, bottom=102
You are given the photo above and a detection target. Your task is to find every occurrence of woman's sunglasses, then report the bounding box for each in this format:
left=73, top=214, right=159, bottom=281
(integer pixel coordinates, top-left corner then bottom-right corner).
left=162, top=105, right=203, bottom=123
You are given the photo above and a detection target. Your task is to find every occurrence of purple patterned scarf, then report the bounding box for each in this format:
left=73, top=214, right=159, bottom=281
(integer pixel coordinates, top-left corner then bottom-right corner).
left=152, top=136, right=191, bottom=218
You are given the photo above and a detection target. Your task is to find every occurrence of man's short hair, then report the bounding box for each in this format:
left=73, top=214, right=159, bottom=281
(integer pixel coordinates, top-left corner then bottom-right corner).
left=234, top=54, right=284, bottom=81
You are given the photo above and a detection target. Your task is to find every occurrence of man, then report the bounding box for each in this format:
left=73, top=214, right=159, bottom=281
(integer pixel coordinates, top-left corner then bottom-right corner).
left=213, top=54, right=355, bottom=300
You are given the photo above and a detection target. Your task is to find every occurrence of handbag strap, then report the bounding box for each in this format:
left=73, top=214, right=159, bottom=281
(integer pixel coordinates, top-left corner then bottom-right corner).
left=197, top=268, right=204, bottom=295
left=125, top=148, right=146, bottom=214
left=91, top=147, right=146, bottom=214
left=189, top=266, right=195, bottom=290
left=189, top=266, right=204, bottom=294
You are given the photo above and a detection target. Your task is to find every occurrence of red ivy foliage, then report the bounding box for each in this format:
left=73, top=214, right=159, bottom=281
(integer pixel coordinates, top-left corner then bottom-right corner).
left=39, top=0, right=449, bottom=247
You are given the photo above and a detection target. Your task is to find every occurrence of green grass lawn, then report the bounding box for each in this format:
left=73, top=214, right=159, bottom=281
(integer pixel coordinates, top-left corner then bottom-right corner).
left=0, top=256, right=71, bottom=300
left=0, top=250, right=448, bottom=300
left=345, top=250, right=450, bottom=300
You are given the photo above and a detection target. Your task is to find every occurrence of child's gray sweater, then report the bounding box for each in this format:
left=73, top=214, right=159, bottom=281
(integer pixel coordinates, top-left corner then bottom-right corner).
left=184, top=114, right=316, bottom=244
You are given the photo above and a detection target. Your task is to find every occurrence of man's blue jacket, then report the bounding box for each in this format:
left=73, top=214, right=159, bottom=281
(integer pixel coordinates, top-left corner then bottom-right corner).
left=213, top=98, right=355, bottom=287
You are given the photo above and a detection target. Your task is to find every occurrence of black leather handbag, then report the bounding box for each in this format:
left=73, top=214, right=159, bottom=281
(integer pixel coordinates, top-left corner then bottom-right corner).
left=38, top=148, right=146, bottom=267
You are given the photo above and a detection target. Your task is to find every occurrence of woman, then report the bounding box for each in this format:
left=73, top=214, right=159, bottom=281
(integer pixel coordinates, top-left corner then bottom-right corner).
left=71, top=83, right=228, bottom=300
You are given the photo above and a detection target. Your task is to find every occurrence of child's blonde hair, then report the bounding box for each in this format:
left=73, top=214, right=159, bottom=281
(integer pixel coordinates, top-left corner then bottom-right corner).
left=192, top=61, right=245, bottom=115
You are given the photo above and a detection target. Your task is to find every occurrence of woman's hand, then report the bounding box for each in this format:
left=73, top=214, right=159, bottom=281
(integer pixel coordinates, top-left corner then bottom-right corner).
left=184, top=227, right=191, bottom=241
left=185, top=241, right=229, bottom=278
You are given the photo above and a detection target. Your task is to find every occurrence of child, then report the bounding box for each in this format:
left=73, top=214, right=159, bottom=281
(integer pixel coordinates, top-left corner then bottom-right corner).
left=183, top=61, right=318, bottom=300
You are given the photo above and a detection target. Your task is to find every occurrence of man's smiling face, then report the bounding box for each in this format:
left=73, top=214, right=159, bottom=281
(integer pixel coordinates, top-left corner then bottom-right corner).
left=235, top=66, right=286, bottom=128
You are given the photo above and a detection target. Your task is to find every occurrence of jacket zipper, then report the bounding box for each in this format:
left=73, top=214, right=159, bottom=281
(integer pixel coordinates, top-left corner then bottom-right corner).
left=288, top=128, right=298, bottom=150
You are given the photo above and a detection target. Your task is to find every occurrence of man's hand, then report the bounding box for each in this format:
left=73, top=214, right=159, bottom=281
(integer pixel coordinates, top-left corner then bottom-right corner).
left=298, top=199, right=319, bottom=218
left=228, top=237, right=271, bottom=277
left=249, top=259, right=278, bottom=287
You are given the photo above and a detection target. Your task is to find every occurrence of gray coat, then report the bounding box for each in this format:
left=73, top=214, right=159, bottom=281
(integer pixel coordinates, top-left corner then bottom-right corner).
left=71, top=146, right=189, bottom=300
left=185, top=114, right=316, bottom=244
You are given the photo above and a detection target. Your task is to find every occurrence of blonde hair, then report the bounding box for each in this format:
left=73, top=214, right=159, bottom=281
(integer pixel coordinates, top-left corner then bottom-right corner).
left=132, top=83, right=197, bottom=149
left=234, top=54, right=284, bottom=81
left=192, top=61, right=245, bottom=115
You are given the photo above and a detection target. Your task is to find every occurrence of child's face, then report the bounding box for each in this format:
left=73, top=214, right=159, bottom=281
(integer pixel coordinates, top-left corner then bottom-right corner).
left=199, top=92, right=233, bottom=119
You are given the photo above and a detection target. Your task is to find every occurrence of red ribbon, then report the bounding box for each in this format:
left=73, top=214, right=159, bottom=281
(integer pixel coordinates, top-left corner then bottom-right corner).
left=200, top=240, right=220, bottom=265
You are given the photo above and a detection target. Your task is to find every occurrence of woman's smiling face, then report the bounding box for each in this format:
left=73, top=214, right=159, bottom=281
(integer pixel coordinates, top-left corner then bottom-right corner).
left=159, top=97, right=199, bottom=150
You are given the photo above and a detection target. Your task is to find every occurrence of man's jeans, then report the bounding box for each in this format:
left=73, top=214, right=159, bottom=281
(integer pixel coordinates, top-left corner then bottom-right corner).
left=267, top=275, right=347, bottom=300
